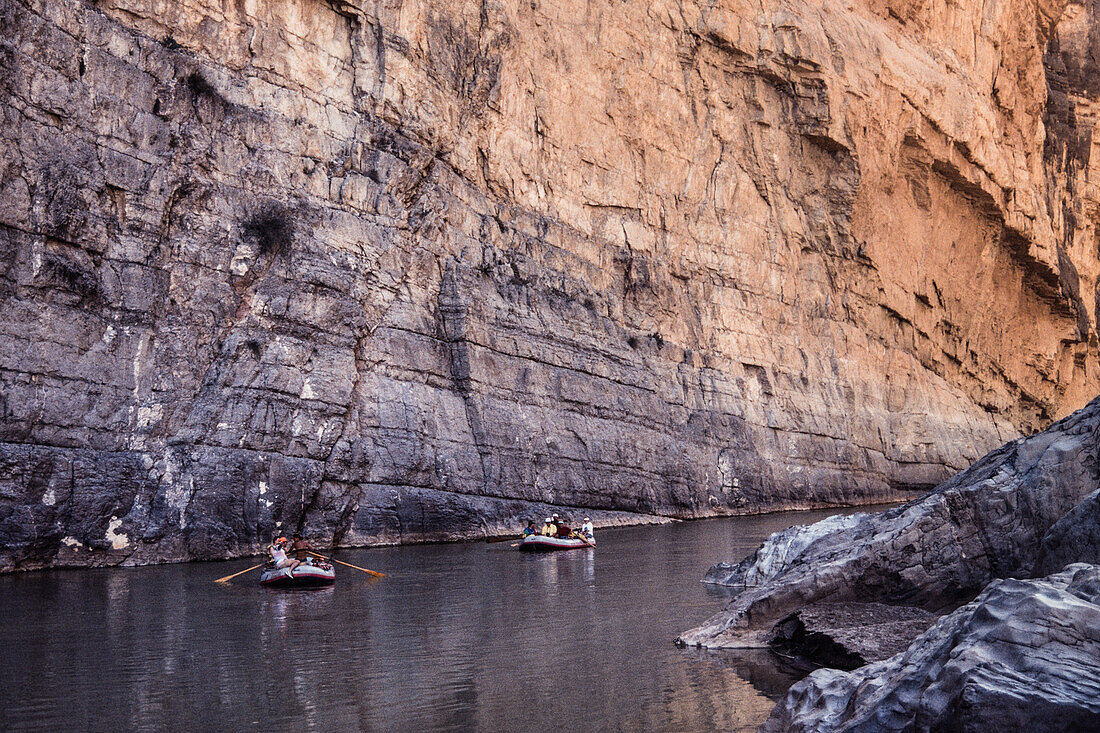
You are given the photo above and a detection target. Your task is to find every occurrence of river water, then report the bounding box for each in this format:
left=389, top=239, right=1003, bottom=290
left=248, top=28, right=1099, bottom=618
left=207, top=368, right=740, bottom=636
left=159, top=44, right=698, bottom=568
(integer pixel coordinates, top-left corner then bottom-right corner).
left=0, top=507, right=867, bottom=732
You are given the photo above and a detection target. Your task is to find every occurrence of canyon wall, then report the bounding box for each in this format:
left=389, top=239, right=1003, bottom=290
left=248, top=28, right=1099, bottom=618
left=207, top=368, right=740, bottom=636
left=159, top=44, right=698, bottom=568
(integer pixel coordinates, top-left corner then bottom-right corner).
left=1, top=0, right=1099, bottom=568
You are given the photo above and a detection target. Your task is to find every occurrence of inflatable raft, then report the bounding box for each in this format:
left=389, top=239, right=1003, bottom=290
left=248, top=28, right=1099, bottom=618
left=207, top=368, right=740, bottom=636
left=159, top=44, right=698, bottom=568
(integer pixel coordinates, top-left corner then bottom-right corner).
left=260, top=560, right=336, bottom=588
left=518, top=535, right=595, bottom=552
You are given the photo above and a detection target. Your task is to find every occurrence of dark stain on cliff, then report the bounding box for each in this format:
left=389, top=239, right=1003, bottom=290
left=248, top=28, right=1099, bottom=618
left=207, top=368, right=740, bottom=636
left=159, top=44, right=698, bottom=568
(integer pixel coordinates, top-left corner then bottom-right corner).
left=425, top=5, right=513, bottom=117
left=1044, top=2, right=1098, bottom=334
left=243, top=203, right=296, bottom=258
left=1044, top=2, right=1096, bottom=183
left=184, top=70, right=223, bottom=105
left=38, top=253, right=101, bottom=305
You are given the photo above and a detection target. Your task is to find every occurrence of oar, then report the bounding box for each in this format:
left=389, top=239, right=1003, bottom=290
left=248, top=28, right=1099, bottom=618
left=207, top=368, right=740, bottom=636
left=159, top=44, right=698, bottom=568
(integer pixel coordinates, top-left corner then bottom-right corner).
left=215, top=562, right=267, bottom=583
left=486, top=535, right=521, bottom=544
left=308, top=551, right=387, bottom=578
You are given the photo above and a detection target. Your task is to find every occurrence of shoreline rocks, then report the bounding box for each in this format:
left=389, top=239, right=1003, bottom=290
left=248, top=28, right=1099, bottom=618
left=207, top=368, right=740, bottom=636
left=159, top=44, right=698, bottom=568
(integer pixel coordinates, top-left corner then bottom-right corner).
left=678, top=395, right=1100, bottom=649
left=1037, top=488, right=1100, bottom=575
left=0, top=466, right=669, bottom=571
left=768, top=602, right=938, bottom=670
left=761, top=564, right=1100, bottom=732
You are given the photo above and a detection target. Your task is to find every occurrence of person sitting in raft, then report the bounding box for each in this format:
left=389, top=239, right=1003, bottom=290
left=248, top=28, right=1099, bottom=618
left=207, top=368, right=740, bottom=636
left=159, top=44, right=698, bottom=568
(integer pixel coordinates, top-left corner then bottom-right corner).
left=555, top=517, right=573, bottom=537
left=580, top=517, right=594, bottom=540
left=522, top=520, right=539, bottom=538
left=291, top=534, right=313, bottom=563
left=269, top=537, right=300, bottom=577
left=541, top=517, right=557, bottom=536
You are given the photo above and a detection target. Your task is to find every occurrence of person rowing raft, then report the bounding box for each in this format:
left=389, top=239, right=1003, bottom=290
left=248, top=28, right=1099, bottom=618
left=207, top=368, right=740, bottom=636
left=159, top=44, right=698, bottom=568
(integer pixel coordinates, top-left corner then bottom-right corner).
left=290, top=534, right=313, bottom=562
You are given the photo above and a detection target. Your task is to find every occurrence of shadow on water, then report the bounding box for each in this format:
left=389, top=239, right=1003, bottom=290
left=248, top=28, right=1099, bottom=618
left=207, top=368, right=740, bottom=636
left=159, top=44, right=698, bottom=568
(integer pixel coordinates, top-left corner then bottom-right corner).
left=680, top=648, right=809, bottom=702
left=0, top=505, right=876, bottom=732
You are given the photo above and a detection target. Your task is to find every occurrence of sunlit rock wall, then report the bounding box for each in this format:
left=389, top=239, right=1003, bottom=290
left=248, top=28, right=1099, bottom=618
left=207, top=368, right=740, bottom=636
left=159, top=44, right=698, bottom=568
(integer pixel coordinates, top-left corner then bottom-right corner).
left=1, top=0, right=1098, bottom=568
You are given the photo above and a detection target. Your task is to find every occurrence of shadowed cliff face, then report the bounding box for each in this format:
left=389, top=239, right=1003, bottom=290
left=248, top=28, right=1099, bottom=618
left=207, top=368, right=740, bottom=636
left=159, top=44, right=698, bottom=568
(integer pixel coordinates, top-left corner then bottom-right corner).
left=0, top=0, right=1098, bottom=570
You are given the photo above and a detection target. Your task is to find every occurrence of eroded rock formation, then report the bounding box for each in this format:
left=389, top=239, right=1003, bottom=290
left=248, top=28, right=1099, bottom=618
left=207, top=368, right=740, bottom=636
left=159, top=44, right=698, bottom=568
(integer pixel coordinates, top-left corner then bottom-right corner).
left=760, top=564, right=1100, bottom=732
left=2, top=0, right=1100, bottom=569
left=678, top=395, right=1100, bottom=647
left=1038, top=487, right=1100, bottom=572
left=768, top=602, right=938, bottom=669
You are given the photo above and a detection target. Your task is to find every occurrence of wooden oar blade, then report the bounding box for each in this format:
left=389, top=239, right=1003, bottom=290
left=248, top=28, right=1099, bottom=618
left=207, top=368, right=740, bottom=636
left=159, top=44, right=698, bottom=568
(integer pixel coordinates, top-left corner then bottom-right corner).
left=309, top=551, right=387, bottom=578
left=215, top=562, right=266, bottom=583
left=334, top=558, right=387, bottom=577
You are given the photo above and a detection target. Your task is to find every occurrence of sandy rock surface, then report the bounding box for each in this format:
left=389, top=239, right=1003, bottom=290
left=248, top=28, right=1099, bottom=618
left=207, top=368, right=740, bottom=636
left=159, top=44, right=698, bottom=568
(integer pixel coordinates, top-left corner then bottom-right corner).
left=768, top=602, right=938, bottom=668
left=760, top=564, right=1100, bottom=732
left=2, top=0, right=1100, bottom=569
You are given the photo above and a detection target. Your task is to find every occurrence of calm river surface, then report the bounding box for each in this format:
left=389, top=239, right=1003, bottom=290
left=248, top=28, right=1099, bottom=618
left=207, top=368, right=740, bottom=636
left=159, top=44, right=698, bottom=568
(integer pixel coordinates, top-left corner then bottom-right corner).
left=0, top=507, right=870, bottom=732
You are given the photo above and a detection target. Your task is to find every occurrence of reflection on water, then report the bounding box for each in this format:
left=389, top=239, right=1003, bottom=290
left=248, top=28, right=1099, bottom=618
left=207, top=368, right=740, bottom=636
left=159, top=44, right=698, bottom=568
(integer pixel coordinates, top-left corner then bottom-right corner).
left=683, top=648, right=808, bottom=701
left=0, top=507, right=869, bottom=732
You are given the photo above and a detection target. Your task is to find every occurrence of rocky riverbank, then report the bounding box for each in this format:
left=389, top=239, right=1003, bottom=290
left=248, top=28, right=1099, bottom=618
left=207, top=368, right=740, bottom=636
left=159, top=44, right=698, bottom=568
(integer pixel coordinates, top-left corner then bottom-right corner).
left=762, top=565, right=1100, bottom=732
left=679, top=395, right=1100, bottom=649
left=679, top=395, right=1100, bottom=729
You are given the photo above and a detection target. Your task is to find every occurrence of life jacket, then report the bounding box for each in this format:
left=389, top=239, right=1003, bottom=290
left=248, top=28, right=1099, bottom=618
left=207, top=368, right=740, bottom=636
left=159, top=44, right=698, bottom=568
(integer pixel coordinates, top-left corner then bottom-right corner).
left=271, top=545, right=287, bottom=563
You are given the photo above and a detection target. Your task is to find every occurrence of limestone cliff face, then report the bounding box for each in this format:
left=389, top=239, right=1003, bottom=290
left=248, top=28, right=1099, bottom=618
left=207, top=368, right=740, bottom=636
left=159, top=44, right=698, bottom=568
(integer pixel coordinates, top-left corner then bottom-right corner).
left=1, top=0, right=1098, bottom=569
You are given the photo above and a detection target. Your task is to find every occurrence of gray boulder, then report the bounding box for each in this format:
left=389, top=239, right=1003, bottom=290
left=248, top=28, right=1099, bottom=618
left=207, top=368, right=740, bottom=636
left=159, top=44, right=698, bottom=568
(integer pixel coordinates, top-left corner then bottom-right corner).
left=702, top=512, right=866, bottom=587
left=679, top=396, right=1100, bottom=647
left=760, top=564, right=1100, bottom=732
left=1038, top=488, right=1100, bottom=574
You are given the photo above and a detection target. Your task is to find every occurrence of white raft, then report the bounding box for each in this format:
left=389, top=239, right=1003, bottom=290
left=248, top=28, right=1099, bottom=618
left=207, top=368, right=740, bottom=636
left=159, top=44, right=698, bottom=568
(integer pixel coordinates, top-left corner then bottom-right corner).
left=517, top=535, right=595, bottom=552
left=260, top=560, right=335, bottom=588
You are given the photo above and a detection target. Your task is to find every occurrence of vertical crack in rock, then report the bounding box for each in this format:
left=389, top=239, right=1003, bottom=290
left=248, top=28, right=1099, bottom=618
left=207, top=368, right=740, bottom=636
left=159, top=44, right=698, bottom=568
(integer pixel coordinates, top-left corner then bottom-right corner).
left=438, top=259, right=492, bottom=493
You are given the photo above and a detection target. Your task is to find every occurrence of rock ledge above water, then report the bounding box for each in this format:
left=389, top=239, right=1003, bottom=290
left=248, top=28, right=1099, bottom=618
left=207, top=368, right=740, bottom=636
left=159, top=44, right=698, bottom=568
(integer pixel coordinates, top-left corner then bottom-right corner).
left=768, top=602, right=938, bottom=669
left=678, top=395, right=1100, bottom=648
left=761, top=564, right=1100, bottom=732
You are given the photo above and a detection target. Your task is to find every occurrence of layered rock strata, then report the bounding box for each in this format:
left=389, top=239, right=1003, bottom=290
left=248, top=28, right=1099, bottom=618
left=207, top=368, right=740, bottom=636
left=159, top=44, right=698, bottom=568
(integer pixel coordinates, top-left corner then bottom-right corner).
left=761, top=564, right=1100, bottom=732
left=2, top=0, right=1100, bottom=569
left=679, top=394, right=1100, bottom=647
